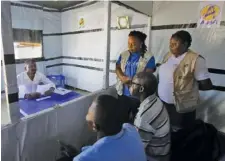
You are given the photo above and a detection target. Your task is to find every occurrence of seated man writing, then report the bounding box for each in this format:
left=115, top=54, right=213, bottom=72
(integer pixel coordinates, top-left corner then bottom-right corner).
left=129, top=72, right=171, bottom=161
left=17, top=59, right=55, bottom=99
left=73, top=95, right=147, bottom=161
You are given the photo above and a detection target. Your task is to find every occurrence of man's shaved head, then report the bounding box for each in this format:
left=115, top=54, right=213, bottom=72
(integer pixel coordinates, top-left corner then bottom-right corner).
left=24, top=59, right=37, bottom=74
left=136, top=72, right=158, bottom=95
left=25, top=59, right=36, bottom=65
left=129, top=72, right=158, bottom=97
left=86, top=95, right=123, bottom=136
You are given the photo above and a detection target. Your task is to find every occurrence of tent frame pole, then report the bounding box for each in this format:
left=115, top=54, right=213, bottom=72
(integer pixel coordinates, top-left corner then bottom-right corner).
left=147, top=16, right=152, bottom=51
left=1, top=1, right=20, bottom=123
left=102, top=1, right=111, bottom=89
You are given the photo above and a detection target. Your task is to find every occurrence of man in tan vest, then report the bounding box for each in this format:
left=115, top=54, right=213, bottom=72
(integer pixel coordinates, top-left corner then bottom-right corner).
left=115, top=31, right=156, bottom=122
left=158, top=30, right=213, bottom=130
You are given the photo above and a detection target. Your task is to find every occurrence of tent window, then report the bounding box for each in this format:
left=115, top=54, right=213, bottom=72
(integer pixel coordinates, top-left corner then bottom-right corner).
left=13, top=29, right=43, bottom=60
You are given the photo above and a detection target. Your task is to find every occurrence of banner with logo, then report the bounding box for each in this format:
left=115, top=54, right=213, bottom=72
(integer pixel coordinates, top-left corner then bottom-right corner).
left=198, top=1, right=224, bottom=28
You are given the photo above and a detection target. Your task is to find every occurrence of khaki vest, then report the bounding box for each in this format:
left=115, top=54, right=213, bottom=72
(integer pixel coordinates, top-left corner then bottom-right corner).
left=162, top=50, right=200, bottom=113
left=116, top=51, right=153, bottom=95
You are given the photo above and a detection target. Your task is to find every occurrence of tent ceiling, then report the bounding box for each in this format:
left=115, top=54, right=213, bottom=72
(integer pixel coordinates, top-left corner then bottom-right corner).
left=23, top=1, right=153, bottom=16
left=24, top=1, right=84, bottom=9
left=120, top=1, right=152, bottom=16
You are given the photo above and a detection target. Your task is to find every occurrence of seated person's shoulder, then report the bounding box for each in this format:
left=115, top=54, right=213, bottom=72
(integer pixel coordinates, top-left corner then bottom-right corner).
left=35, top=71, right=45, bottom=77
left=122, top=124, right=143, bottom=139
left=17, top=71, right=26, bottom=78
left=73, top=144, right=104, bottom=161
left=17, top=72, right=27, bottom=85
left=123, top=123, right=137, bottom=132
left=36, top=72, right=50, bottom=81
left=157, top=96, right=163, bottom=102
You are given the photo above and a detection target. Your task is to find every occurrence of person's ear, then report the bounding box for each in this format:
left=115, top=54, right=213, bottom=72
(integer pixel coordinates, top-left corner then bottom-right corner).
left=139, top=86, right=144, bottom=93
left=92, top=123, right=99, bottom=132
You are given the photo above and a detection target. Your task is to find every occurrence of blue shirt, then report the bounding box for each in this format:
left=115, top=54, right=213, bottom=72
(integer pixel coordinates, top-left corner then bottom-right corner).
left=116, top=52, right=156, bottom=96
left=73, top=124, right=146, bottom=161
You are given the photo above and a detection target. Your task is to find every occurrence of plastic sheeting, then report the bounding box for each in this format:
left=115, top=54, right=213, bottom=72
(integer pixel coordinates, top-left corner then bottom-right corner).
left=1, top=87, right=117, bottom=161
left=1, top=1, right=225, bottom=161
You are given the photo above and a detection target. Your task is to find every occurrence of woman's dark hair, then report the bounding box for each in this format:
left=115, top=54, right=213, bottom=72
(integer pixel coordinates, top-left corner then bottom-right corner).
left=129, top=30, right=147, bottom=53
left=172, top=30, right=192, bottom=48
left=94, top=95, right=123, bottom=135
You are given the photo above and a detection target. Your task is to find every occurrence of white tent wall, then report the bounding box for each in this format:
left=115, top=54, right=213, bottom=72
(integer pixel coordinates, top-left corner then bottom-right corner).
left=151, top=1, right=225, bottom=132
left=43, top=10, right=62, bottom=76
left=61, top=2, right=149, bottom=92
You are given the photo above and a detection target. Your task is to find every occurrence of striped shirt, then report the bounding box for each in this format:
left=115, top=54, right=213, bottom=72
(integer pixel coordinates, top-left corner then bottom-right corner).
left=134, top=94, right=171, bottom=159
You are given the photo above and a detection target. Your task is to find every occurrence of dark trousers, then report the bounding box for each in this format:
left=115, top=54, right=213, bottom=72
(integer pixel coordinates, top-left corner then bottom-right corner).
left=118, top=95, right=140, bottom=123
left=162, top=101, right=196, bottom=129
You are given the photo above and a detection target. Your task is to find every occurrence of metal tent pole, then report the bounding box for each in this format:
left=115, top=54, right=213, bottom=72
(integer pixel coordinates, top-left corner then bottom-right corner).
left=1, top=1, right=20, bottom=123
left=102, top=1, right=111, bottom=89
left=147, top=16, right=152, bottom=51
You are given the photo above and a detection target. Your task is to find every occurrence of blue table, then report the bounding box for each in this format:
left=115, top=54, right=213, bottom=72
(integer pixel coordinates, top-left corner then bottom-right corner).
left=19, top=92, right=82, bottom=116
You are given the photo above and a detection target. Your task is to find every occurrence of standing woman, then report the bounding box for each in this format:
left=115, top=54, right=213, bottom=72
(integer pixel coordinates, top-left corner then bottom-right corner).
left=116, top=31, right=156, bottom=122
left=158, top=30, right=213, bottom=130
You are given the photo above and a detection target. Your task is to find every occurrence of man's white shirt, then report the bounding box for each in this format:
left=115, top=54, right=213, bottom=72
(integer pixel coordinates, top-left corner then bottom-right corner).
left=17, top=71, right=55, bottom=98
left=158, top=53, right=210, bottom=104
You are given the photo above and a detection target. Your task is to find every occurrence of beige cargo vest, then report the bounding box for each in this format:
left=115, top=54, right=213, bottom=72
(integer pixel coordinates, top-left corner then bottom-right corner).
left=116, top=51, right=153, bottom=95
left=162, top=49, right=200, bottom=113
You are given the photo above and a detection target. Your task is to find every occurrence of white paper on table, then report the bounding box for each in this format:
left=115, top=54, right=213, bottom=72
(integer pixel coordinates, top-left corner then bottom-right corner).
left=36, top=84, right=53, bottom=95
left=54, top=87, right=71, bottom=95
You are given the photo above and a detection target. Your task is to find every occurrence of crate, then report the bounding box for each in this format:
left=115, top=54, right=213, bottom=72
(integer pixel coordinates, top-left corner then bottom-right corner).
left=47, top=75, right=65, bottom=88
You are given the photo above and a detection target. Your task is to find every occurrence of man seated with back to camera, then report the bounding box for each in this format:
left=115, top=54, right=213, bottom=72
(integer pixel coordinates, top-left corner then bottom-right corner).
left=129, top=72, right=171, bottom=161
left=17, top=59, right=55, bottom=99
left=73, top=95, right=147, bottom=161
